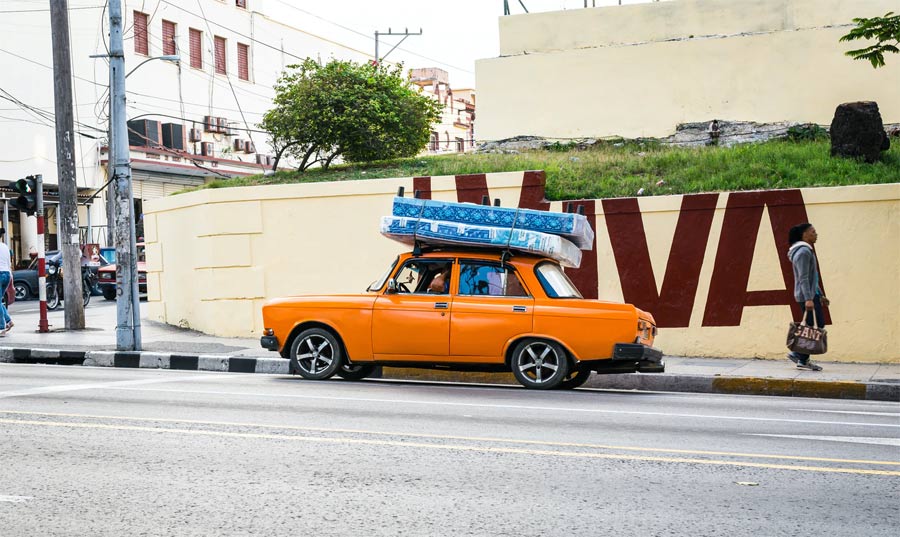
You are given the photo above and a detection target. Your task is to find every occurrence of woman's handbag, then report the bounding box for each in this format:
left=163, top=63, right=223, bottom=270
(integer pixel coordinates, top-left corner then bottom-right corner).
left=786, top=310, right=828, bottom=355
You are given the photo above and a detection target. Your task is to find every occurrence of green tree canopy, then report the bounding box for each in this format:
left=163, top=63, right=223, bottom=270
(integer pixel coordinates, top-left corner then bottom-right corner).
left=260, top=59, right=442, bottom=171
left=840, top=12, right=900, bottom=68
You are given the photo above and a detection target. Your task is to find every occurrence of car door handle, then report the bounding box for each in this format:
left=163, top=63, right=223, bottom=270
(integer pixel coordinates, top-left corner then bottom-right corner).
left=512, top=306, right=527, bottom=313
left=434, top=302, right=449, bottom=309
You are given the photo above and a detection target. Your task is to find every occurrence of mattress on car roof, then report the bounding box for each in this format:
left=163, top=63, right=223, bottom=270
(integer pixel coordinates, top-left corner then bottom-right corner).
left=391, top=196, right=594, bottom=250
left=379, top=216, right=583, bottom=268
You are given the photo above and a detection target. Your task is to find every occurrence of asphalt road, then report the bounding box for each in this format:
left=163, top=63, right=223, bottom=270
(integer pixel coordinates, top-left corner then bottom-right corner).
left=1, top=364, right=898, bottom=537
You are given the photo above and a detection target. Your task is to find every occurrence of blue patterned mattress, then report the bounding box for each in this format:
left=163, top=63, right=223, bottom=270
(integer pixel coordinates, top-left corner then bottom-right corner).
left=392, top=197, right=594, bottom=250
left=380, top=216, right=582, bottom=268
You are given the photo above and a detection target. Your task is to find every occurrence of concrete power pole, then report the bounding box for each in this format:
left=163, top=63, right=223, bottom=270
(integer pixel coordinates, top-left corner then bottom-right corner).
left=49, top=0, right=85, bottom=329
left=108, top=0, right=142, bottom=350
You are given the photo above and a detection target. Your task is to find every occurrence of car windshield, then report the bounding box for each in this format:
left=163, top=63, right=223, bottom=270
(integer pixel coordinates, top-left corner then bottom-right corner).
left=535, top=262, right=583, bottom=299
left=367, top=256, right=399, bottom=292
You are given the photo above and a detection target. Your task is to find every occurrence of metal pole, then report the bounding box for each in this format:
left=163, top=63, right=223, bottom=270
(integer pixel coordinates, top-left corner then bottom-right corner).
left=36, top=175, right=48, bottom=333
left=374, top=31, right=379, bottom=63
left=109, top=0, right=141, bottom=350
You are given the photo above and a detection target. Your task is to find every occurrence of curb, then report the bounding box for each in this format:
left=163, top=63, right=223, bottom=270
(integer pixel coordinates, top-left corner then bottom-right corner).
left=1, top=347, right=897, bottom=402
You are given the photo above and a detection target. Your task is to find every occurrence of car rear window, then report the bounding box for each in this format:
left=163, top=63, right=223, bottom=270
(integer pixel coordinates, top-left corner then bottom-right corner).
left=535, top=262, right=582, bottom=299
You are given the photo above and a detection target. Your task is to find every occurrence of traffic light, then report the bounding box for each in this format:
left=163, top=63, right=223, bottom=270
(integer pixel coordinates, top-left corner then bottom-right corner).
left=8, top=176, right=37, bottom=216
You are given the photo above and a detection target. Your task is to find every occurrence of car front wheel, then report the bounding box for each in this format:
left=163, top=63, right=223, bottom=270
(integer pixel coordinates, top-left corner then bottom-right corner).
left=289, top=328, right=343, bottom=380
left=511, top=339, right=569, bottom=390
left=14, top=282, right=29, bottom=301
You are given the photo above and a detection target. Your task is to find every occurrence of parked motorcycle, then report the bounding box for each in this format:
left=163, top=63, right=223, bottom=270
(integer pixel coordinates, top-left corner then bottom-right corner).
left=46, top=259, right=94, bottom=310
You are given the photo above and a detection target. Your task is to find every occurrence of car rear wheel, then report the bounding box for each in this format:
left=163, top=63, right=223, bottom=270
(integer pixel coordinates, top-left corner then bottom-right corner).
left=289, top=328, right=343, bottom=380
left=510, top=339, right=569, bottom=390
left=335, top=363, right=377, bottom=381
left=558, top=369, right=592, bottom=390
left=102, top=288, right=116, bottom=301
left=14, top=282, right=29, bottom=301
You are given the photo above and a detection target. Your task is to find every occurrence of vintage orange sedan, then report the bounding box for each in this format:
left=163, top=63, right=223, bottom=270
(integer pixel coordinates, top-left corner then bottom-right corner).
left=260, top=248, right=662, bottom=389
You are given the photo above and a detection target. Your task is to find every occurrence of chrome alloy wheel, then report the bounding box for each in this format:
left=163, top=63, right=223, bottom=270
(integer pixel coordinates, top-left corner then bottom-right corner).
left=289, top=328, right=343, bottom=380
left=511, top=339, right=569, bottom=389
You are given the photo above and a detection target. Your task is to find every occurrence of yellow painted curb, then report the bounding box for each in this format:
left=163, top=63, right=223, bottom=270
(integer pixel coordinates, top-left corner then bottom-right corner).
left=711, top=377, right=794, bottom=397
left=792, top=380, right=867, bottom=399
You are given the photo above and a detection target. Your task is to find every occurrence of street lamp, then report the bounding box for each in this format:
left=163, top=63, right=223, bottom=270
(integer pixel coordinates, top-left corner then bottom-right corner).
left=125, top=55, right=180, bottom=78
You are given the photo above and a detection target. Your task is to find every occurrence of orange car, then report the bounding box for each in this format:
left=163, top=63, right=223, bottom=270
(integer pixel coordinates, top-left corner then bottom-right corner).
left=260, top=248, right=662, bottom=389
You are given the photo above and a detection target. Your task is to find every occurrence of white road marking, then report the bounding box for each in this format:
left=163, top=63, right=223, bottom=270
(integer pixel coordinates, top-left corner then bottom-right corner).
left=749, top=434, right=900, bottom=447
left=0, top=496, right=32, bottom=503
left=103, top=386, right=900, bottom=428
left=792, top=409, right=900, bottom=418
left=0, top=375, right=222, bottom=399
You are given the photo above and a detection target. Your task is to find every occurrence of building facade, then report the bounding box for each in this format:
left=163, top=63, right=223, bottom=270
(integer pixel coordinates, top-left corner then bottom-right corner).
left=410, top=68, right=476, bottom=154
left=0, top=0, right=373, bottom=264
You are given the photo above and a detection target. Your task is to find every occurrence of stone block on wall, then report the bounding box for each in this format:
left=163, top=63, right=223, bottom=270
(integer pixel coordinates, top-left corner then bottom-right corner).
left=146, top=272, right=161, bottom=302
left=195, top=201, right=263, bottom=237
left=143, top=213, right=158, bottom=243
left=194, top=234, right=253, bottom=269
left=198, top=299, right=258, bottom=337
left=198, top=266, right=265, bottom=301
left=144, top=242, right=163, bottom=273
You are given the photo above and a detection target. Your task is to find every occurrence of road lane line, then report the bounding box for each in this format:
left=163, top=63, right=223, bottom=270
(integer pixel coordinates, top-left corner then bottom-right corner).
left=0, top=375, right=224, bottom=399
left=100, top=386, right=900, bottom=429
left=0, top=496, right=32, bottom=503
left=792, top=409, right=900, bottom=418
left=1, top=410, right=898, bottom=467
left=1, top=418, right=898, bottom=477
left=749, top=434, right=900, bottom=447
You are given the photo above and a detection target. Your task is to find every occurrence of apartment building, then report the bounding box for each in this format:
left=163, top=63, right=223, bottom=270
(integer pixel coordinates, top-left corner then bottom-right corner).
left=410, top=68, right=476, bottom=154
left=0, top=0, right=371, bottom=261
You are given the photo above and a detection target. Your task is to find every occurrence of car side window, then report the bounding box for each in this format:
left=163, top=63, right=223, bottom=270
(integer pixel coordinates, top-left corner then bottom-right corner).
left=393, top=260, right=452, bottom=294
left=458, top=262, right=528, bottom=297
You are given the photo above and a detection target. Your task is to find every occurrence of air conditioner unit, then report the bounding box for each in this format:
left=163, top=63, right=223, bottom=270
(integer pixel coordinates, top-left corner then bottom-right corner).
left=127, top=119, right=160, bottom=147
left=203, top=116, right=216, bottom=132
left=233, top=139, right=245, bottom=152
left=161, top=123, right=185, bottom=151
left=244, top=141, right=255, bottom=154
left=188, top=128, right=202, bottom=142
left=201, top=142, right=215, bottom=157
left=255, top=154, right=268, bottom=165
left=217, top=117, right=228, bottom=133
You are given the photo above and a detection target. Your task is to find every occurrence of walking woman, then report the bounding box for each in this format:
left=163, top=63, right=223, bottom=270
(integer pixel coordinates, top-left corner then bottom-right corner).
left=0, top=228, right=13, bottom=335
left=787, top=223, right=828, bottom=371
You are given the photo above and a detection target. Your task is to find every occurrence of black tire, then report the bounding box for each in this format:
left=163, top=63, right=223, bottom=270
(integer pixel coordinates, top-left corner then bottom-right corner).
left=83, top=285, right=91, bottom=307
left=558, top=369, right=592, bottom=390
left=14, top=282, right=29, bottom=301
left=510, top=339, right=569, bottom=390
left=46, top=283, right=61, bottom=311
left=103, top=288, right=116, bottom=301
left=289, top=328, right=343, bottom=380
left=335, top=363, right=377, bottom=381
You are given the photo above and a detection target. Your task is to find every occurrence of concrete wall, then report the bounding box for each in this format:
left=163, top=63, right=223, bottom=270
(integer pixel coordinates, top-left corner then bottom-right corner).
left=475, top=0, right=900, bottom=140
left=144, top=173, right=900, bottom=363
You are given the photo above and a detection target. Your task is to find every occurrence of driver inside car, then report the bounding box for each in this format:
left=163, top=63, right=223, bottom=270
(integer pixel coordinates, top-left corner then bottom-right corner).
left=427, top=267, right=451, bottom=294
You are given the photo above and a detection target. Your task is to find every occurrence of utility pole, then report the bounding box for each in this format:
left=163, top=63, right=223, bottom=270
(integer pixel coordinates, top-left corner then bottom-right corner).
left=108, top=0, right=142, bottom=350
left=49, top=0, right=85, bottom=329
left=374, top=28, right=423, bottom=64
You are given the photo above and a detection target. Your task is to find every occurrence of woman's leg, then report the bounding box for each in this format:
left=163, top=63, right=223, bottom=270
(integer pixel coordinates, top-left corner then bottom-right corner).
left=0, top=272, right=11, bottom=327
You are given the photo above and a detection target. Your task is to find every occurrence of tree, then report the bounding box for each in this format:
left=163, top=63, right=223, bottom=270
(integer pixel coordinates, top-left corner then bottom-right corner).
left=260, top=59, right=442, bottom=172
left=840, top=12, right=900, bottom=68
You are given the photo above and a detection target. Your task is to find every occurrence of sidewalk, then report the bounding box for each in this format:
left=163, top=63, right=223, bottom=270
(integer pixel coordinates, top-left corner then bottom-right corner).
left=1, top=300, right=898, bottom=401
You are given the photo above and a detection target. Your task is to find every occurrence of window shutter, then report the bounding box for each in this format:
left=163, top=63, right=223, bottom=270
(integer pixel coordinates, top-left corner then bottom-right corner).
left=134, top=12, right=149, bottom=55
left=214, top=36, right=226, bottom=75
left=162, top=20, right=176, bottom=56
left=237, top=43, right=249, bottom=81
left=189, top=28, right=202, bottom=69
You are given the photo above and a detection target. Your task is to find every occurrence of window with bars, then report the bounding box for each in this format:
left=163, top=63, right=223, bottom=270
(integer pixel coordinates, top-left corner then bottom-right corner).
left=214, top=36, right=227, bottom=75
left=133, top=11, right=149, bottom=55
left=162, top=20, right=176, bottom=56
left=189, top=28, right=202, bottom=69
left=237, top=43, right=249, bottom=81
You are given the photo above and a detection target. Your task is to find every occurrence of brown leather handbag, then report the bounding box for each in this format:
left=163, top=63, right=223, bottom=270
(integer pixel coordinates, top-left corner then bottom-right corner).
left=786, top=311, right=828, bottom=355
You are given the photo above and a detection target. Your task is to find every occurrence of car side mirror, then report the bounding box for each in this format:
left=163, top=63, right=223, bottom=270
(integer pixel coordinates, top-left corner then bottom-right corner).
left=386, top=278, right=398, bottom=293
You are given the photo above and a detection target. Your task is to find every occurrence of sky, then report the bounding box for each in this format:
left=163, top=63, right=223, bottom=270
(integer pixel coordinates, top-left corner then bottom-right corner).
left=262, top=0, right=661, bottom=88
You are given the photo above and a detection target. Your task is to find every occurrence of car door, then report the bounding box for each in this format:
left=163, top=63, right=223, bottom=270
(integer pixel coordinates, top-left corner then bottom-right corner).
left=450, top=261, right=533, bottom=363
left=372, top=258, right=453, bottom=359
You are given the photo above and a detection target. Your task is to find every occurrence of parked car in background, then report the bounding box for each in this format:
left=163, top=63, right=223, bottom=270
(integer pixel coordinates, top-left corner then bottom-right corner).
left=98, top=243, right=147, bottom=300
left=11, top=251, right=108, bottom=300
left=261, top=248, right=662, bottom=389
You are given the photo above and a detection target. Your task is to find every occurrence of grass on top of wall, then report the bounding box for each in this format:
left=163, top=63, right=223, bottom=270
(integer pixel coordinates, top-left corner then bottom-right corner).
left=179, top=139, right=900, bottom=200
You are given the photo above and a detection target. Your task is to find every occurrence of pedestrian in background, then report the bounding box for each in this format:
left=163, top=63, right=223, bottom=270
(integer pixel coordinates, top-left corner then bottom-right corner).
left=787, top=223, right=828, bottom=371
left=0, top=228, right=13, bottom=335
